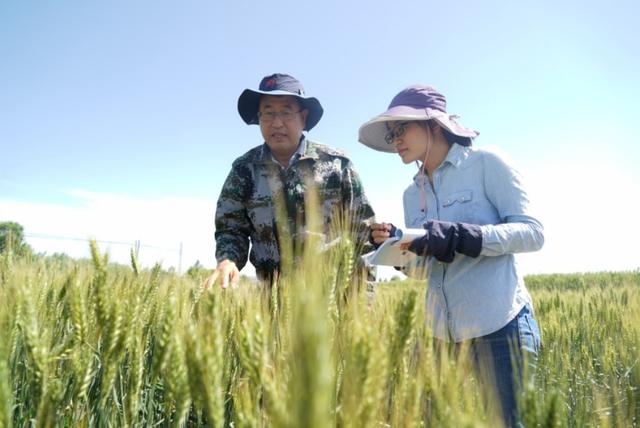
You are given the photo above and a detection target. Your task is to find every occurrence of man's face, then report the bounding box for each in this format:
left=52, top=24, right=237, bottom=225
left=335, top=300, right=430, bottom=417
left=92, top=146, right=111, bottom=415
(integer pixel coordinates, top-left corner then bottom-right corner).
left=258, top=95, right=308, bottom=156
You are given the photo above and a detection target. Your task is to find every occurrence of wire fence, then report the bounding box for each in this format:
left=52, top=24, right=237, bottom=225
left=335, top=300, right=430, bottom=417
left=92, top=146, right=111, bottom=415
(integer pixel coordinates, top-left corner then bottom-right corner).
left=24, top=232, right=184, bottom=274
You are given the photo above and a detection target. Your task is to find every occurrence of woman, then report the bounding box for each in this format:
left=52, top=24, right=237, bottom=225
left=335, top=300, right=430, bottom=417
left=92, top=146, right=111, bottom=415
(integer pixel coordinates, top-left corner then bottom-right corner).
left=359, top=85, right=543, bottom=426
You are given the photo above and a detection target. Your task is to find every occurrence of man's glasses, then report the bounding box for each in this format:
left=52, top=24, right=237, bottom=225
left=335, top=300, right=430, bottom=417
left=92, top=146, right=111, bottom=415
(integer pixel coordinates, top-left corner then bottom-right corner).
left=384, top=121, right=410, bottom=144
left=257, top=110, right=302, bottom=123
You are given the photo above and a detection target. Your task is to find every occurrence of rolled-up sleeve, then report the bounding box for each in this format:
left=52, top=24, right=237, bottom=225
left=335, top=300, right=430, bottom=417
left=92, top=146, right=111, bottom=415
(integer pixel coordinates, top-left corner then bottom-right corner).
left=481, top=216, right=544, bottom=256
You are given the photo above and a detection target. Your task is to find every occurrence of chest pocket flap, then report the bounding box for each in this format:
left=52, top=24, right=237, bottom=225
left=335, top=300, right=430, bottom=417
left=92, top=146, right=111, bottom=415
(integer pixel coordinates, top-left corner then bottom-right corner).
left=442, top=190, right=473, bottom=207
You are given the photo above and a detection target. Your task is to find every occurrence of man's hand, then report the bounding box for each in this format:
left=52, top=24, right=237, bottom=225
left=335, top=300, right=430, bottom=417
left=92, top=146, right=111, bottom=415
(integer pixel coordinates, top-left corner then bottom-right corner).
left=370, top=222, right=395, bottom=245
left=203, top=260, right=240, bottom=290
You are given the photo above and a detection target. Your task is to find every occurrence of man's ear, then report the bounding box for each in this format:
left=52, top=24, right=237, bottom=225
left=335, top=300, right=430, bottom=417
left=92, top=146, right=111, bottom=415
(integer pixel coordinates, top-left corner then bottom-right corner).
left=301, top=109, right=309, bottom=127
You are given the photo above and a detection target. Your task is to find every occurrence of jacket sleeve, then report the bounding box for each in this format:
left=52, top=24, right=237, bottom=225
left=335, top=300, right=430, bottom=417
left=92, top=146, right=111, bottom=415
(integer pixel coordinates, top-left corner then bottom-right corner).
left=214, top=162, right=253, bottom=269
left=341, top=159, right=376, bottom=254
left=479, top=150, right=544, bottom=256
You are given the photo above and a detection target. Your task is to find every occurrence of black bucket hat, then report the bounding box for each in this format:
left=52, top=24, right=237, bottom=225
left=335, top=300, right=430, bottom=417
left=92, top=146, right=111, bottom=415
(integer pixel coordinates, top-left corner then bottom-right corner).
left=237, top=73, right=324, bottom=131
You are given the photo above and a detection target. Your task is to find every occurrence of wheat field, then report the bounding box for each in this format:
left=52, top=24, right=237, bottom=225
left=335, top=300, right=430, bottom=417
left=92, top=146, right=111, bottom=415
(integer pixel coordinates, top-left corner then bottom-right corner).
left=0, top=241, right=638, bottom=427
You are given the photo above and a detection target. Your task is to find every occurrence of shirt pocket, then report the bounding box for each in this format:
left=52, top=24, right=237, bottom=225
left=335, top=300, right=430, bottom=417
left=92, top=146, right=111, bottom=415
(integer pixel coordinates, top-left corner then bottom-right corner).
left=440, top=190, right=476, bottom=223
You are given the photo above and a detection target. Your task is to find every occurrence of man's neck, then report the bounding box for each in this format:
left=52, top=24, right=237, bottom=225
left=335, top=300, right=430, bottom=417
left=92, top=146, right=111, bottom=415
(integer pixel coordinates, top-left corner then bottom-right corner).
left=270, top=138, right=305, bottom=168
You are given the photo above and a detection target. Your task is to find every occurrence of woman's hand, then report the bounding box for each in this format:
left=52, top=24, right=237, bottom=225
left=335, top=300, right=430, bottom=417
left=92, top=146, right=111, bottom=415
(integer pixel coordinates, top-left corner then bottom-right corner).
left=370, top=222, right=395, bottom=245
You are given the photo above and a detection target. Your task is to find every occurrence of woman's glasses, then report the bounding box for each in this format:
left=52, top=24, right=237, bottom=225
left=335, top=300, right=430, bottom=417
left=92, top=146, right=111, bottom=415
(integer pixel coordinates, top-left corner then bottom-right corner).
left=384, top=121, right=410, bottom=144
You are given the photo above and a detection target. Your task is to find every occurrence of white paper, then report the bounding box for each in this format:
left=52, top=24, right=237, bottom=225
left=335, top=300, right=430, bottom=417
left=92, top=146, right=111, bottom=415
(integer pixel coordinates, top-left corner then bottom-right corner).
left=363, top=228, right=426, bottom=267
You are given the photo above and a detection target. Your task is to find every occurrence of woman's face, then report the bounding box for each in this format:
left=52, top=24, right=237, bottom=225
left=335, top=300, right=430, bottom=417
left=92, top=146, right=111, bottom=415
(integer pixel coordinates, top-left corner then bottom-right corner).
left=385, top=121, right=431, bottom=164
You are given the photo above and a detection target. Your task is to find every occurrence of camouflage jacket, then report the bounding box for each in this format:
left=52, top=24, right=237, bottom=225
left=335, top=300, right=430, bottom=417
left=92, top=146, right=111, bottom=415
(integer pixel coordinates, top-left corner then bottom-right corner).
left=215, top=139, right=375, bottom=279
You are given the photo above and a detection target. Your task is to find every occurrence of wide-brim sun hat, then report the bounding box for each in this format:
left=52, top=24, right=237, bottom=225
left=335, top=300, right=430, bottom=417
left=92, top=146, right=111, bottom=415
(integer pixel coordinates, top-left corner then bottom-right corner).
left=358, top=85, right=479, bottom=153
left=237, top=73, right=324, bottom=131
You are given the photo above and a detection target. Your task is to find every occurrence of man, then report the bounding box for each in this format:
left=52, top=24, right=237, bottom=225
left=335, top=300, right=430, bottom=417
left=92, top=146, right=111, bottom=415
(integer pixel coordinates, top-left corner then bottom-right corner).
left=205, top=73, right=375, bottom=288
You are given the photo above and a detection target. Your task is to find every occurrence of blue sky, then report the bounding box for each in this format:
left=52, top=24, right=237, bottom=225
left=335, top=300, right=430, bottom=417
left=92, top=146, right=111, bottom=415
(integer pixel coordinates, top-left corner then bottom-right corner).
left=2, top=0, right=639, bottom=275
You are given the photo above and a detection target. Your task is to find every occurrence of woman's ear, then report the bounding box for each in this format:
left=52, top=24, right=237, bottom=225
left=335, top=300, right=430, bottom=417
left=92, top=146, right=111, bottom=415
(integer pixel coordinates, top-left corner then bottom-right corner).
left=430, top=122, right=447, bottom=140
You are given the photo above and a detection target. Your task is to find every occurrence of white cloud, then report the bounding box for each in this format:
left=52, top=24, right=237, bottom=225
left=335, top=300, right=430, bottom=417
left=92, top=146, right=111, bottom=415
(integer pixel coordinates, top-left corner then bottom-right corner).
left=0, top=190, right=248, bottom=274
left=521, top=161, right=640, bottom=274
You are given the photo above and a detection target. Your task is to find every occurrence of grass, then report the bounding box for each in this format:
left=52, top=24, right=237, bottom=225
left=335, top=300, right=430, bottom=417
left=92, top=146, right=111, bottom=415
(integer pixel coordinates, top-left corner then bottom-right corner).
left=0, top=243, right=638, bottom=427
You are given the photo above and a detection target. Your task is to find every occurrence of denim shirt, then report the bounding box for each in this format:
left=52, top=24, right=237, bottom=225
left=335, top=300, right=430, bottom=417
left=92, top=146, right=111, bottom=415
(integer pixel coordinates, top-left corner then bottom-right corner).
left=403, top=143, right=544, bottom=342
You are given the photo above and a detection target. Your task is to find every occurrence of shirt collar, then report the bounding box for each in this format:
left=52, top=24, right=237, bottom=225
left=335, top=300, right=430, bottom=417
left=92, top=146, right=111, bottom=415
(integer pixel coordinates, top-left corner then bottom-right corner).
left=442, top=142, right=468, bottom=169
left=412, top=143, right=468, bottom=184
left=269, top=138, right=306, bottom=168
left=257, top=136, right=307, bottom=166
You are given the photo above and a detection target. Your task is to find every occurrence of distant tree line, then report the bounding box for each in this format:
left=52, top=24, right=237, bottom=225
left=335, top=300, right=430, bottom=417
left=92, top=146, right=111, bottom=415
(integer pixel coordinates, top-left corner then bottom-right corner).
left=0, top=221, right=33, bottom=257
left=0, top=221, right=233, bottom=278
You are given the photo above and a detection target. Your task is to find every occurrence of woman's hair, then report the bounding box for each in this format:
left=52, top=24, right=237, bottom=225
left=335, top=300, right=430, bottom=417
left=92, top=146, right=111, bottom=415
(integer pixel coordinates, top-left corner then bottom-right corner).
left=419, top=120, right=472, bottom=147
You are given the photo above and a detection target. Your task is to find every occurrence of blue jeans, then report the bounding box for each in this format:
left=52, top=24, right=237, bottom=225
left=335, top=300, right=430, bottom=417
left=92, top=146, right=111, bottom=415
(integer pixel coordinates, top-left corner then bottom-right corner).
left=463, top=305, right=542, bottom=427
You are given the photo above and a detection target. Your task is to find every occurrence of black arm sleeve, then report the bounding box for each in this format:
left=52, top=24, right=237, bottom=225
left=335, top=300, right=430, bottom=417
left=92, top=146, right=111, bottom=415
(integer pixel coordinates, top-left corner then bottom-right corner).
left=408, top=220, right=482, bottom=263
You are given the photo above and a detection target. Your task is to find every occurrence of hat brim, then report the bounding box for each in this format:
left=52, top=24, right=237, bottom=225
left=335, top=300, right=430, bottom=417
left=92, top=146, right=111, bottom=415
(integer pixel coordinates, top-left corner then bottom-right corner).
left=237, top=89, right=323, bottom=131
left=358, top=106, right=479, bottom=153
